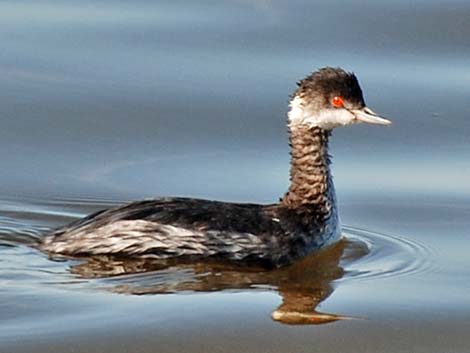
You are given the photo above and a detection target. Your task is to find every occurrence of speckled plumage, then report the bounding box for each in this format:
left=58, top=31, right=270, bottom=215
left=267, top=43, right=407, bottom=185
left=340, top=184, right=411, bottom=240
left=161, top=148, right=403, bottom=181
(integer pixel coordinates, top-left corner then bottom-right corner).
left=282, top=125, right=333, bottom=215
left=40, top=125, right=339, bottom=267
left=41, top=194, right=339, bottom=267
left=40, top=67, right=390, bottom=267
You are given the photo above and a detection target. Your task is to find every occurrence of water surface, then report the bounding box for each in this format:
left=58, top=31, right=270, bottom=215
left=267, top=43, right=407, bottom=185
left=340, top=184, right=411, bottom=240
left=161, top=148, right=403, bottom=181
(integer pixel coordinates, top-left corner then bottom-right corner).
left=1, top=1, right=469, bottom=352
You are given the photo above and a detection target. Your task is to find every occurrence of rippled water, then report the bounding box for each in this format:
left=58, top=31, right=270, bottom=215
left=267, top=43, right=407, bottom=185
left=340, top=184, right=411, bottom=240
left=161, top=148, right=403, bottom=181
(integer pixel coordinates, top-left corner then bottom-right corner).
left=1, top=1, right=470, bottom=352
left=0, top=197, right=431, bottom=331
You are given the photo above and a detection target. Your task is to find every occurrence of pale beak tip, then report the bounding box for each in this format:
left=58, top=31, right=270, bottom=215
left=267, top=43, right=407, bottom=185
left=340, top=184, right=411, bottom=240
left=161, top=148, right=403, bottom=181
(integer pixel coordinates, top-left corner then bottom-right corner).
left=382, top=118, right=392, bottom=126
left=353, top=107, right=392, bottom=126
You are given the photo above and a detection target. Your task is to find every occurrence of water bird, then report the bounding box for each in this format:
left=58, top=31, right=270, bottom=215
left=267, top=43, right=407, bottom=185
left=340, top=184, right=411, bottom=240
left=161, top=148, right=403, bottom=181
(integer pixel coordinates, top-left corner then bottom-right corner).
left=40, top=67, right=390, bottom=267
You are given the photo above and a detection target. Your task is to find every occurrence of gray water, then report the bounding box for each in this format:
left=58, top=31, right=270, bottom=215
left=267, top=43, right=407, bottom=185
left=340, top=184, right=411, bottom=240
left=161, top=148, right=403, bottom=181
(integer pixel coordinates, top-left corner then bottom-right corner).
left=1, top=1, right=470, bottom=352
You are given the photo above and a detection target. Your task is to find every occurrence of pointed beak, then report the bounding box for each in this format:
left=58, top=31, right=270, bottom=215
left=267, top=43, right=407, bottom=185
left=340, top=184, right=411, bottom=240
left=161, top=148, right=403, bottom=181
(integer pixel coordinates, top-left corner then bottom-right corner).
left=351, top=107, right=391, bottom=125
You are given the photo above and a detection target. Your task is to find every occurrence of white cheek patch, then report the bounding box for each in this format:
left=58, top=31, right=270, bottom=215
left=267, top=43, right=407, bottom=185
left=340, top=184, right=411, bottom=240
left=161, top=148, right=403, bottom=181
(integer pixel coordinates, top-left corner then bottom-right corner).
left=288, top=96, right=355, bottom=130
left=287, top=95, right=307, bottom=124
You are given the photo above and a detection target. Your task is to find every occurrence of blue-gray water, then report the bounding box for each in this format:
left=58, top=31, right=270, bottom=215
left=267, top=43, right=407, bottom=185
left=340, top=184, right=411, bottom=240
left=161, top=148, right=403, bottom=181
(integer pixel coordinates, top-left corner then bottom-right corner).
left=1, top=1, right=470, bottom=352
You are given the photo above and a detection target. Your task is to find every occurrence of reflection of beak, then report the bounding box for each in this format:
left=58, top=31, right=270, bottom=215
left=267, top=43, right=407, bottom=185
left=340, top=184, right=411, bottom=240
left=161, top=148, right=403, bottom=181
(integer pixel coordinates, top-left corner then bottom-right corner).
left=351, top=107, right=391, bottom=125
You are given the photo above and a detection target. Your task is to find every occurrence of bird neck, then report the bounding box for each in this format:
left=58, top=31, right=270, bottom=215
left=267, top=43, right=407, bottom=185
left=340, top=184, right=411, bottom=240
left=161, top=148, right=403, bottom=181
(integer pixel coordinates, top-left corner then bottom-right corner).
left=281, top=123, right=335, bottom=219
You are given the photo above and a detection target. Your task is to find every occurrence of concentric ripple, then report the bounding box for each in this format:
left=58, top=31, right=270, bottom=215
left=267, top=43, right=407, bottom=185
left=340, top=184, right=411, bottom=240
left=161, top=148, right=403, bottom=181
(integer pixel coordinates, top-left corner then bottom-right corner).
left=339, top=226, right=436, bottom=282
left=0, top=197, right=436, bottom=290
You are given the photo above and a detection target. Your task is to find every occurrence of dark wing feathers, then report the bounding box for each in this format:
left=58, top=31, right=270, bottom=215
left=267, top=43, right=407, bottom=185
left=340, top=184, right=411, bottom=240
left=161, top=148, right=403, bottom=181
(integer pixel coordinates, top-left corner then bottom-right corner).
left=59, top=197, right=273, bottom=234
left=40, top=197, right=337, bottom=267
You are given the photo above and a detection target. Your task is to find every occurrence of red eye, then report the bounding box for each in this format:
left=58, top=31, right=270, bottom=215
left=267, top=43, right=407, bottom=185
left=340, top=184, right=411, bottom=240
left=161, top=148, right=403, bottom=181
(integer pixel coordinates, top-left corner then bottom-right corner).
left=331, top=96, right=344, bottom=108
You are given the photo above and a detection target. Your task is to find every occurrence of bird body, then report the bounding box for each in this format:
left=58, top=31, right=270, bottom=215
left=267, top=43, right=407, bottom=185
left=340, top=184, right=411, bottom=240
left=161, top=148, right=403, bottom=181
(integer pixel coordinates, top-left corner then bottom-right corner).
left=41, top=197, right=339, bottom=267
left=40, top=67, right=390, bottom=267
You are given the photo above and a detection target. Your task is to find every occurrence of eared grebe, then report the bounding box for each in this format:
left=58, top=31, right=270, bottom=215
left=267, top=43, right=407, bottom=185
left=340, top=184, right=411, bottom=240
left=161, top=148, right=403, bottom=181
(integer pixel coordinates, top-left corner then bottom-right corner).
left=40, top=67, right=390, bottom=267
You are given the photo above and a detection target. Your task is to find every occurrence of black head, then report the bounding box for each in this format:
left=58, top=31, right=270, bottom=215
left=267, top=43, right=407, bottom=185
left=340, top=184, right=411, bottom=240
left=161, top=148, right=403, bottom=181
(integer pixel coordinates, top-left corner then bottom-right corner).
left=288, top=67, right=391, bottom=129
left=296, top=67, right=364, bottom=111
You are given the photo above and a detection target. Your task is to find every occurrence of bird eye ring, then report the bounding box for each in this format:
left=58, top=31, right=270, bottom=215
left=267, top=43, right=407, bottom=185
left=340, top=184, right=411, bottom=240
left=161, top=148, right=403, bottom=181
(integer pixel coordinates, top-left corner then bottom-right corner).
left=331, top=96, right=344, bottom=108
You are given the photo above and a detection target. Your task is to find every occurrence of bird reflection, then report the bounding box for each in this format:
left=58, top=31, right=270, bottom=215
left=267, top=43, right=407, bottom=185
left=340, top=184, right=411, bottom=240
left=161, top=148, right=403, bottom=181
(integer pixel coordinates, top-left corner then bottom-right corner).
left=67, top=238, right=368, bottom=325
